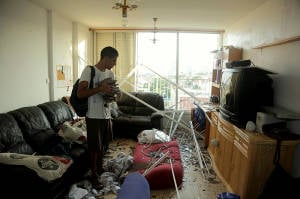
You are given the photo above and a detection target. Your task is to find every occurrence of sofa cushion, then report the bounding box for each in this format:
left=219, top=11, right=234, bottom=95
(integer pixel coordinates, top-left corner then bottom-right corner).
left=0, top=113, right=34, bottom=154
left=113, top=92, right=165, bottom=140
left=116, top=93, right=136, bottom=115
left=8, top=106, right=52, bottom=136
left=8, top=106, right=63, bottom=153
left=29, top=128, right=64, bottom=154
left=38, top=100, right=74, bottom=132
left=134, top=92, right=164, bottom=116
left=114, top=115, right=152, bottom=128
left=117, top=92, right=164, bottom=116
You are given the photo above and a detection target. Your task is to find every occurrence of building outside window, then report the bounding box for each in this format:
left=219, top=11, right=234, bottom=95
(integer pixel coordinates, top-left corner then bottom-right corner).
left=136, top=32, right=220, bottom=110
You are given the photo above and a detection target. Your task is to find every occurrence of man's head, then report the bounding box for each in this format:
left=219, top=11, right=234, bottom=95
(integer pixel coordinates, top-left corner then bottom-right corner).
left=100, top=46, right=119, bottom=69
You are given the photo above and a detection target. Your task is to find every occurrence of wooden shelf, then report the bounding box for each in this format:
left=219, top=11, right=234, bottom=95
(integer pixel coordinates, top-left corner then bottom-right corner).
left=212, top=82, right=220, bottom=88
left=252, top=35, right=300, bottom=49
left=210, top=47, right=241, bottom=99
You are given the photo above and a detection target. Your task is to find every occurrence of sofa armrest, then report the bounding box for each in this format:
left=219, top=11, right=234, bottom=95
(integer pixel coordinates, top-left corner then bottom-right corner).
left=150, top=112, right=164, bottom=130
left=150, top=112, right=164, bottom=119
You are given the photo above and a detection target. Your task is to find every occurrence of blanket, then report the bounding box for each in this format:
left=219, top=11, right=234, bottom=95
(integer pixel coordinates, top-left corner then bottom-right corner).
left=0, top=153, right=72, bottom=182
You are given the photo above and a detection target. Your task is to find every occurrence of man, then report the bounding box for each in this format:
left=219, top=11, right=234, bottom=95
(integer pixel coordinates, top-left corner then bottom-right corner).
left=77, top=46, right=118, bottom=189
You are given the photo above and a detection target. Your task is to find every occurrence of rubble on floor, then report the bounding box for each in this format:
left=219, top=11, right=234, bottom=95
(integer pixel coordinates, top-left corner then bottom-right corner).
left=66, top=129, right=226, bottom=199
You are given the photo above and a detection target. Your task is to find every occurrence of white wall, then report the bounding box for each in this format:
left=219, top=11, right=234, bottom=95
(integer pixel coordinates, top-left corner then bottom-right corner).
left=78, top=24, right=94, bottom=71
left=0, top=0, right=48, bottom=112
left=51, top=12, right=73, bottom=100
left=0, top=0, right=93, bottom=112
left=223, top=0, right=300, bottom=177
left=224, top=0, right=300, bottom=113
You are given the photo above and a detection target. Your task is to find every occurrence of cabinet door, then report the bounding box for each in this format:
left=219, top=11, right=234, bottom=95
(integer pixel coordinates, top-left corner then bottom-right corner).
left=230, top=136, right=251, bottom=199
left=213, top=130, right=223, bottom=176
left=207, top=112, right=218, bottom=157
left=217, top=116, right=235, bottom=183
left=230, top=128, right=292, bottom=199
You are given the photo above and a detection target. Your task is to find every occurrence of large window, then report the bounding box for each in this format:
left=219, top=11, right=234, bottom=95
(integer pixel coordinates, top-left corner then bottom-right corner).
left=136, top=32, right=220, bottom=110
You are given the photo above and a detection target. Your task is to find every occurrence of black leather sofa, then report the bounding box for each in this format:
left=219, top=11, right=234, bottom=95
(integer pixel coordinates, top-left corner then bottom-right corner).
left=0, top=100, right=89, bottom=199
left=113, top=92, right=165, bottom=139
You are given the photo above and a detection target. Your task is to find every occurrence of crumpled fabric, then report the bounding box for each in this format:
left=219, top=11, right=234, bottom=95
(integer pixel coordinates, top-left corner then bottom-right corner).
left=98, top=172, right=120, bottom=195
left=67, top=184, right=89, bottom=199
left=137, top=128, right=171, bottom=144
left=67, top=152, right=134, bottom=198
left=104, top=152, right=133, bottom=177
left=58, top=120, right=87, bottom=144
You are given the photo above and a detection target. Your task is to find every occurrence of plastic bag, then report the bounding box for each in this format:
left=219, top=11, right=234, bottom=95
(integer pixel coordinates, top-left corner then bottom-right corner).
left=137, top=129, right=170, bottom=144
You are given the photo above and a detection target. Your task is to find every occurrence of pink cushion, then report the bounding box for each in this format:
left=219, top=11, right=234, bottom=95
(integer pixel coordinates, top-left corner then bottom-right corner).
left=133, top=140, right=183, bottom=189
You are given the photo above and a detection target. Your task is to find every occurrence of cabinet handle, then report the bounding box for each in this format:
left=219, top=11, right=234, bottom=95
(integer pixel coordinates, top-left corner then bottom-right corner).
left=211, top=138, right=219, bottom=147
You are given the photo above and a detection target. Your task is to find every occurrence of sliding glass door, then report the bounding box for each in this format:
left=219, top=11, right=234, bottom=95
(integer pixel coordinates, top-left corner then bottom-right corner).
left=135, top=32, right=177, bottom=108
left=136, top=32, right=220, bottom=110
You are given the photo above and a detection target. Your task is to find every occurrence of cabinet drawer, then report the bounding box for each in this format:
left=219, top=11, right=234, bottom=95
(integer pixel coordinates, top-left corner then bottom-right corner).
left=218, top=116, right=235, bottom=141
left=233, top=126, right=250, bottom=158
left=234, top=135, right=249, bottom=158
left=211, top=111, right=218, bottom=125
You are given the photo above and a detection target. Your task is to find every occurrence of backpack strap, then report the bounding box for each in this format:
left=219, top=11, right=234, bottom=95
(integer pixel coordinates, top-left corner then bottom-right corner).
left=89, top=65, right=95, bottom=89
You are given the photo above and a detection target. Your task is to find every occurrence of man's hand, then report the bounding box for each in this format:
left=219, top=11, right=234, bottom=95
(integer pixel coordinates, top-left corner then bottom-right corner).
left=100, top=78, right=121, bottom=102
left=99, top=78, right=114, bottom=95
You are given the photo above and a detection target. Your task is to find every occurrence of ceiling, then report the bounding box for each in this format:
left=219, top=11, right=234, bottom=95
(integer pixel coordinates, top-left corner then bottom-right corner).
left=29, top=0, right=268, bottom=31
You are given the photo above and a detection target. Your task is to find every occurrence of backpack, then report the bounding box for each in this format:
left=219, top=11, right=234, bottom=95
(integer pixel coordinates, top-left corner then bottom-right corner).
left=70, top=65, right=95, bottom=117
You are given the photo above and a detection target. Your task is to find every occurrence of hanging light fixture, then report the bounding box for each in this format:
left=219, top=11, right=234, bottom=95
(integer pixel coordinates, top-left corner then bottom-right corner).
left=151, top=17, right=158, bottom=44
left=112, top=0, right=138, bottom=27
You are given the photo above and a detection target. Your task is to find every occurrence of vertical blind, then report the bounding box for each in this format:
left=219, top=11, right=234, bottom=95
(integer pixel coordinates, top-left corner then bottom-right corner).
left=96, top=32, right=135, bottom=92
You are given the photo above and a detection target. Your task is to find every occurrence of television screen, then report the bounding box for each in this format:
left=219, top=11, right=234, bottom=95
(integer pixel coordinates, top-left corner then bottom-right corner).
left=219, top=66, right=274, bottom=128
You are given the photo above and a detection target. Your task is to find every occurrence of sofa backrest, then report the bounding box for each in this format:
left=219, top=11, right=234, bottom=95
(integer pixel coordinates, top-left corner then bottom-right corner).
left=0, top=113, right=34, bottom=154
left=8, top=106, right=52, bottom=137
left=38, top=100, right=74, bottom=132
left=8, top=106, right=60, bottom=152
left=117, top=92, right=164, bottom=116
left=1, top=101, right=76, bottom=155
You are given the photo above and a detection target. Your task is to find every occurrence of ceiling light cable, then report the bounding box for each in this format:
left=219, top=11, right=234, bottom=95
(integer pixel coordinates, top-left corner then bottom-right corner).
left=152, top=17, right=158, bottom=44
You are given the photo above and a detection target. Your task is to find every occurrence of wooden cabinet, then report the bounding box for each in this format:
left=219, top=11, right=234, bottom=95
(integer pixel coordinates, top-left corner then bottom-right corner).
left=216, top=115, right=235, bottom=183
left=207, top=113, right=299, bottom=199
left=207, top=111, right=218, bottom=156
left=210, top=47, right=242, bottom=99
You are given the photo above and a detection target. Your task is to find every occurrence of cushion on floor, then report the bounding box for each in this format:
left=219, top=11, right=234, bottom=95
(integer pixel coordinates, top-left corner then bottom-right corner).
left=133, top=139, right=183, bottom=189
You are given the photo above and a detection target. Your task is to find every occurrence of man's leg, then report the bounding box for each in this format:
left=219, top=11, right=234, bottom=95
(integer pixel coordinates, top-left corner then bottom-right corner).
left=86, top=117, right=103, bottom=189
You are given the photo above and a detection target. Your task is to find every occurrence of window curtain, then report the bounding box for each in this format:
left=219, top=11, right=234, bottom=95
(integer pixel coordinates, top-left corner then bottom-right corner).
left=96, top=32, right=135, bottom=92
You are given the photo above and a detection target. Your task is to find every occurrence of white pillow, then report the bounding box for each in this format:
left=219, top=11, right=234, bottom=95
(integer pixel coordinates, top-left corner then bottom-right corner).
left=0, top=153, right=73, bottom=182
left=58, top=120, right=87, bottom=144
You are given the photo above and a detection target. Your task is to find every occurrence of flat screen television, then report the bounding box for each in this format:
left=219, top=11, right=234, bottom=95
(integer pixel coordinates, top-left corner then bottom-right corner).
left=219, top=66, right=275, bottom=128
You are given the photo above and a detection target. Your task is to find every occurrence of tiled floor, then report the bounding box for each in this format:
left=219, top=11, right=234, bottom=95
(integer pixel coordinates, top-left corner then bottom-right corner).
left=102, top=129, right=227, bottom=199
